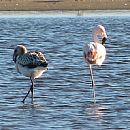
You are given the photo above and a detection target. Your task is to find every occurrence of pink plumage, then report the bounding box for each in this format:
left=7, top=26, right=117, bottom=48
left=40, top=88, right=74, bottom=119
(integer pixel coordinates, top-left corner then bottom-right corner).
left=83, top=25, right=107, bottom=102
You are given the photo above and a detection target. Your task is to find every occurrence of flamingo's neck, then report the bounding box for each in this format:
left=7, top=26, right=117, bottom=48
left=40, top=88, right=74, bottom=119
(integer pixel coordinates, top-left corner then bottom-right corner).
left=93, top=33, right=100, bottom=43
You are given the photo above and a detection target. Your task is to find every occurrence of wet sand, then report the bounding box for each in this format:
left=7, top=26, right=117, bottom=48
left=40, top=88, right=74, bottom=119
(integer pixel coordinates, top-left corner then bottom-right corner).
left=0, top=0, right=130, bottom=11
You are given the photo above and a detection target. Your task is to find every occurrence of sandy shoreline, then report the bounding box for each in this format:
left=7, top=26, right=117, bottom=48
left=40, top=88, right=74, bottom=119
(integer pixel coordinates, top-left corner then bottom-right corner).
left=0, top=0, right=130, bottom=11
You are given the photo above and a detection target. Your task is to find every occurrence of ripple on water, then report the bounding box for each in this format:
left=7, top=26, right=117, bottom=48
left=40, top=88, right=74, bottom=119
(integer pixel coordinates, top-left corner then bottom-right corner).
left=0, top=14, right=130, bottom=130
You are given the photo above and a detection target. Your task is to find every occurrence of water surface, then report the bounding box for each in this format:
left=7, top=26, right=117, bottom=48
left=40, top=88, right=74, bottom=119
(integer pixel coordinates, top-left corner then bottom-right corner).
left=0, top=11, right=130, bottom=130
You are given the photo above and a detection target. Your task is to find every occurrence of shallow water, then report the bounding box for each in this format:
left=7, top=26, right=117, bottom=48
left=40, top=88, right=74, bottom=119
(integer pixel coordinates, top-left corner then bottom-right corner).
left=0, top=11, right=130, bottom=130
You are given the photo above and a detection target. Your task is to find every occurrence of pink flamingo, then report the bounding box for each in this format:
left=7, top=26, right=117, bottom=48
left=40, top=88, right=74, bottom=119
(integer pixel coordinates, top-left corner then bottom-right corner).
left=83, top=25, right=107, bottom=102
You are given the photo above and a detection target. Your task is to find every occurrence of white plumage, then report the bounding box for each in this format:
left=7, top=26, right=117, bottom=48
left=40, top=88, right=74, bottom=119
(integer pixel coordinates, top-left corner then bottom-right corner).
left=84, top=41, right=106, bottom=66
left=83, top=25, right=107, bottom=102
left=13, top=45, right=48, bottom=104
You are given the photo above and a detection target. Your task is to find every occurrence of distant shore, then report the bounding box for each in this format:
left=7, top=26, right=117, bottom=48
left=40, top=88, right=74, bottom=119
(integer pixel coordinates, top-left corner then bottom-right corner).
left=0, top=0, right=130, bottom=11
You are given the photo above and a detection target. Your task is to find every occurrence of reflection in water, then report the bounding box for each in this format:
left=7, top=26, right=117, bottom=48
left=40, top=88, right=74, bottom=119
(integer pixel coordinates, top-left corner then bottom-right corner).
left=86, top=105, right=107, bottom=118
left=0, top=12, right=130, bottom=129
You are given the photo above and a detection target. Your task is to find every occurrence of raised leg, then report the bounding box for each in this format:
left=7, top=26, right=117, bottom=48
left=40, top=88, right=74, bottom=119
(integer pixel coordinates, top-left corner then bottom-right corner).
left=89, top=64, right=96, bottom=103
left=22, top=85, right=32, bottom=103
left=21, top=77, right=34, bottom=104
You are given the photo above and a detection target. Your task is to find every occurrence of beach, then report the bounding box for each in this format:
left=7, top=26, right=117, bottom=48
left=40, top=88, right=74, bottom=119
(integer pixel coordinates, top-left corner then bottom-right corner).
left=0, top=0, right=130, bottom=11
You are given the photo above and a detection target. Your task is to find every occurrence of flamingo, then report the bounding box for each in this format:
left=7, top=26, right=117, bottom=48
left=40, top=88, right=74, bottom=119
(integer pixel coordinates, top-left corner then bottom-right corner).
left=83, top=25, right=107, bottom=102
left=13, top=45, right=48, bottom=104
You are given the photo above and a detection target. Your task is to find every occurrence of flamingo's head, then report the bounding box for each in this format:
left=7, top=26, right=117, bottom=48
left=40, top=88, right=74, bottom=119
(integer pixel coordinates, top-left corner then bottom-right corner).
left=93, top=25, right=107, bottom=45
left=13, top=45, right=27, bottom=63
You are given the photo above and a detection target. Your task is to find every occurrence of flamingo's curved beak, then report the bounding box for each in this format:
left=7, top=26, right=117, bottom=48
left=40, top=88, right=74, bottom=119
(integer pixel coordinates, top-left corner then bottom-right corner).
left=102, top=37, right=107, bottom=45
left=13, top=52, right=17, bottom=63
